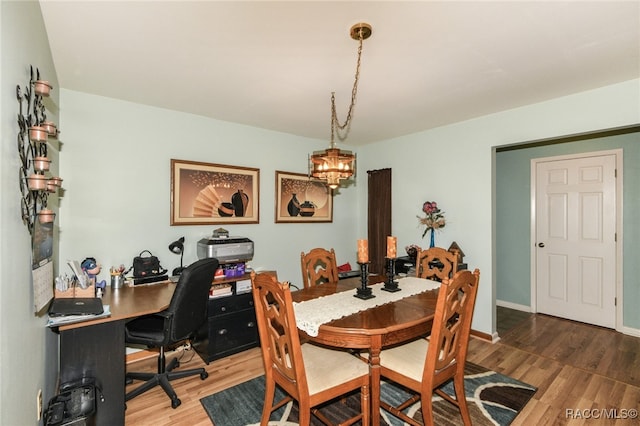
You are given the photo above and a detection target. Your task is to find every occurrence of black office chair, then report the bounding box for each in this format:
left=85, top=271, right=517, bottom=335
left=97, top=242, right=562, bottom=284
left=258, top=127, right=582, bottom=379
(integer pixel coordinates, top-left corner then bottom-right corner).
left=124, top=258, right=219, bottom=408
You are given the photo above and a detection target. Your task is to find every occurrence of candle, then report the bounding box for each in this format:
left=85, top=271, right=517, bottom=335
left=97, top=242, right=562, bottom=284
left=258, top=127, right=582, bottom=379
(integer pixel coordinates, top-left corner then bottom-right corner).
left=357, top=239, right=368, bottom=263
left=386, top=236, right=397, bottom=258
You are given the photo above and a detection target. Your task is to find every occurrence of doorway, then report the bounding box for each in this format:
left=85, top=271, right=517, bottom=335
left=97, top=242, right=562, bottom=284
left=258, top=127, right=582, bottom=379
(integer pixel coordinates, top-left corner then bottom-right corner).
left=531, top=150, right=621, bottom=329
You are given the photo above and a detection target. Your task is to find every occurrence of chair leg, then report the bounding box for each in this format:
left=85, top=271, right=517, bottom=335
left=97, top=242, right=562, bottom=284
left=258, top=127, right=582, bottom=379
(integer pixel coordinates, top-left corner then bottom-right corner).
left=453, top=373, right=471, bottom=426
left=125, top=346, right=208, bottom=409
left=298, top=400, right=311, bottom=426
left=420, top=389, right=435, bottom=426
left=361, top=383, right=370, bottom=426
left=125, top=375, right=161, bottom=401
left=262, top=379, right=276, bottom=425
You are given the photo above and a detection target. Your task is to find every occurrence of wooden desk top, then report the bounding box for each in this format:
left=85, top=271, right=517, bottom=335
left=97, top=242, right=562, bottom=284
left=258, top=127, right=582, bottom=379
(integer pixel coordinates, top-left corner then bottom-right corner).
left=58, top=281, right=176, bottom=331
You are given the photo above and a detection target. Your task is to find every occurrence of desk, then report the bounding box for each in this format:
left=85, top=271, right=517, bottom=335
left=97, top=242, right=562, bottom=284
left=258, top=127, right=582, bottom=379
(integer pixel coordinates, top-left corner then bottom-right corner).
left=55, top=282, right=175, bottom=425
left=291, top=276, right=438, bottom=426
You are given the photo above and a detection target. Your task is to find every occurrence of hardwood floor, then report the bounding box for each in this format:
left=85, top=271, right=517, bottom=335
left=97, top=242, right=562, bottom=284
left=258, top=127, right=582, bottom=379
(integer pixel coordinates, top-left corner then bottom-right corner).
left=124, top=309, right=640, bottom=425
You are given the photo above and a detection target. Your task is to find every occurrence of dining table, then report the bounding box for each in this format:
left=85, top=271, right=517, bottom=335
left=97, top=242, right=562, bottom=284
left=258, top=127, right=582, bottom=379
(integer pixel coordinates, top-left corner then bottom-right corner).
left=291, top=274, right=440, bottom=426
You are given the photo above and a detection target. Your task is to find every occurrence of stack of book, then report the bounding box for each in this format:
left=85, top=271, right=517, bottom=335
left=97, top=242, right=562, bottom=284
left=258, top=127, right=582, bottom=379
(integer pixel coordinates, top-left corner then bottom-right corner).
left=209, top=283, right=232, bottom=299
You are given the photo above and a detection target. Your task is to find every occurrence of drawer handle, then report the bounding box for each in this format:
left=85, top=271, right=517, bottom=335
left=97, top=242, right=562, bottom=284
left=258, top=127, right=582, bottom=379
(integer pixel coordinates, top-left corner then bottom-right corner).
left=218, top=329, right=228, bottom=335
left=220, top=307, right=227, bottom=312
left=247, top=321, right=255, bottom=328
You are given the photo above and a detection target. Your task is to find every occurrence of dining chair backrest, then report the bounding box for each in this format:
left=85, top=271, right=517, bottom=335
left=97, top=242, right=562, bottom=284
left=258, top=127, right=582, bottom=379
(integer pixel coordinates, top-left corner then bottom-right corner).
left=251, top=271, right=371, bottom=425
left=251, top=271, right=309, bottom=399
left=300, top=247, right=339, bottom=289
left=415, top=247, right=459, bottom=281
left=423, top=268, right=480, bottom=388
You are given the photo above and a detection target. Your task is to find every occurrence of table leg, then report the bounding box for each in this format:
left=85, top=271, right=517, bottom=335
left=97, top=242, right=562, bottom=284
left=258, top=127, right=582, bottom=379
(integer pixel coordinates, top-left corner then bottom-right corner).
left=368, top=336, right=382, bottom=426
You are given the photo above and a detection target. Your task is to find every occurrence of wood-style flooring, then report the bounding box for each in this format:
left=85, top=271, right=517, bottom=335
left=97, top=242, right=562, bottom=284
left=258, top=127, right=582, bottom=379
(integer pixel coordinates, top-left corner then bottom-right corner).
left=124, top=307, right=640, bottom=425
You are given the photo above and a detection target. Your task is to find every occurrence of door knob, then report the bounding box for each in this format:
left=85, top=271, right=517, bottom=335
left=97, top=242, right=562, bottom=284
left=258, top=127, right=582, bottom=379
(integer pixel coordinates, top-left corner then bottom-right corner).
left=538, top=242, right=545, bottom=247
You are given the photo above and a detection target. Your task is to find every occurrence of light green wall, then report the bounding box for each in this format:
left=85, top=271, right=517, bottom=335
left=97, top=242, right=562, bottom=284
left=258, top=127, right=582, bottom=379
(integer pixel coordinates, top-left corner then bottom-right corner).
left=58, top=90, right=360, bottom=288
left=359, top=79, right=639, bottom=337
left=1, top=1, right=60, bottom=424
left=496, top=131, right=640, bottom=328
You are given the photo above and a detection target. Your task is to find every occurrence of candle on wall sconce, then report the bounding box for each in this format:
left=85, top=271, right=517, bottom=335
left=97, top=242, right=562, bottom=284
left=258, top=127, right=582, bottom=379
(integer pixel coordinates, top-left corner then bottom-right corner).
left=357, top=239, right=368, bottom=263
left=33, top=156, right=51, bottom=172
left=48, top=176, right=63, bottom=187
left=27, top=174, right=47, bottom=190
left=38, top=209, right=55, bottom=224
left=46, top=178, right=62, bottom=193
left=33, top=80, right=52, bottom=96
left=28, top=126, right=48, bottom=143
left=386, top=236, right=397, bottom=258
left=41, top=121, right=57, bottom=137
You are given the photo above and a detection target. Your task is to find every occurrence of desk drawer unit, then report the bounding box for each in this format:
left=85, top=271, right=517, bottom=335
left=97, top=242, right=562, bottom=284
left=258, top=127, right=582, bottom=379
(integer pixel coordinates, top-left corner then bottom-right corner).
left=194, top=290, right=259, bottom=363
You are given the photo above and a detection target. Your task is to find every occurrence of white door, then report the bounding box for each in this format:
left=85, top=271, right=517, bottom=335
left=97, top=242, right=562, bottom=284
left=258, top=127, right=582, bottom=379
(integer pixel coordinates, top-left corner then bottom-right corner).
left=534, top=153, right=617, bottom=328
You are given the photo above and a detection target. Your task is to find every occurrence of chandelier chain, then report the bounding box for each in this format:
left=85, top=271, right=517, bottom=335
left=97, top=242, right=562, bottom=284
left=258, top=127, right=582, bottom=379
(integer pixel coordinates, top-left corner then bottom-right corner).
left=331, top=28, right=365, bottom=146
left=310, top=23, right=370, bottom=189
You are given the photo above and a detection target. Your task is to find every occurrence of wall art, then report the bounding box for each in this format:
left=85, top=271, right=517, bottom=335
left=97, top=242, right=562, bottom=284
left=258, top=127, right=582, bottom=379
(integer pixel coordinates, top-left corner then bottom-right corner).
left=275, top=171, right=332, bottom=223
left=171, top=159, right=259, bottom=225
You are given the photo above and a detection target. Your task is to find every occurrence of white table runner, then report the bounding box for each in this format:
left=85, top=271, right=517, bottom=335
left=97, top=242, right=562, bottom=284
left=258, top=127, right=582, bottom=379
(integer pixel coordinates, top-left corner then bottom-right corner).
left=293, top=276, right=440, bottom=337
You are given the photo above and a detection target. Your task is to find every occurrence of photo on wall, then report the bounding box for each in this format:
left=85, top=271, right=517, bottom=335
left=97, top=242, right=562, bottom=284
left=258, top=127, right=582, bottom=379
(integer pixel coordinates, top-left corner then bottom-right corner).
left=275, top=171, right=333, bottom=223
left=171, top=159, right=259, bottom=225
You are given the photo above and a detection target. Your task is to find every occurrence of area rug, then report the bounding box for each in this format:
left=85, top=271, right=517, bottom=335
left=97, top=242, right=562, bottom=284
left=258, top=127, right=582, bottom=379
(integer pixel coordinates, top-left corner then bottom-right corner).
left=200, top=362, right=536, bottom=426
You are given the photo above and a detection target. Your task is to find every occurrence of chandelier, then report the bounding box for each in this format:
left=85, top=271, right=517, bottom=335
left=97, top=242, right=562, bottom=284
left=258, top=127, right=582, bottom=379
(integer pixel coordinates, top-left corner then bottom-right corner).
left=309, top=23, right=372, bottom=189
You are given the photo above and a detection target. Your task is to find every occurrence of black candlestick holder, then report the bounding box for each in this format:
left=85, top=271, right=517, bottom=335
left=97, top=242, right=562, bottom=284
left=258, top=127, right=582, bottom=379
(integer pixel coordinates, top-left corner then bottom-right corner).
left=382, top=257, right=400, bottom=292
left=354, top=261, right=375, bottom=300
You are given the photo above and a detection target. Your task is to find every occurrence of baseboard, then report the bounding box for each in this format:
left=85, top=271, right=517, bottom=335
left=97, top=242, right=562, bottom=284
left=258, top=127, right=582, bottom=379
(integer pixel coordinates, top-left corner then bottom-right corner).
left=126, top=348, right=159, bottom=365
left=621, top=325, right=640, bottom=337
left=470, top=328, right=498, bottom=343
left=496, top=299, right=532, bottom=312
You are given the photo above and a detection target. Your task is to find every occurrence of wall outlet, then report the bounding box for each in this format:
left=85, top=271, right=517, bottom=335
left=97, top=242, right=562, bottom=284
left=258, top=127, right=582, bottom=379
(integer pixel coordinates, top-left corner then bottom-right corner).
left=37, top=388, right=43, bottom=420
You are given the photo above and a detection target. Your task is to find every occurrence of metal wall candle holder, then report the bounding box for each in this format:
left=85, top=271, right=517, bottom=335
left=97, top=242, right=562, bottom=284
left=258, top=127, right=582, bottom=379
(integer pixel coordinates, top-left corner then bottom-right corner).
left=17, top=65, right=61, bottom=235
left=382, top=257, right=401, bottom=292
left=354, top=261, right=375, bottom=300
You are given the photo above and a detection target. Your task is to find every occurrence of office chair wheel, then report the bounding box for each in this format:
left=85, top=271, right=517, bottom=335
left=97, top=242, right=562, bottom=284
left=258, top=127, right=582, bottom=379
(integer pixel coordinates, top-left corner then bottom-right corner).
left=171, top=397, right=181, bottom=409
left=200, top=371, right=208, bottom=380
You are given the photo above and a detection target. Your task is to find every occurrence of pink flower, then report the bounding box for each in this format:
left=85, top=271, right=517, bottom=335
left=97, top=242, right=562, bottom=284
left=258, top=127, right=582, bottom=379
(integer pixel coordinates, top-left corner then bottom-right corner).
left=422, top=201, right=439, bottom=214
left=418, top=200, right=446, bottom=238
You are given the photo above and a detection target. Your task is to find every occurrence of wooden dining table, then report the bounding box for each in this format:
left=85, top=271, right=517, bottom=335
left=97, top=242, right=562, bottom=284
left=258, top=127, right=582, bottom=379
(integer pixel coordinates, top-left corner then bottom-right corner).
left=291, top=274, right=439, bottom=426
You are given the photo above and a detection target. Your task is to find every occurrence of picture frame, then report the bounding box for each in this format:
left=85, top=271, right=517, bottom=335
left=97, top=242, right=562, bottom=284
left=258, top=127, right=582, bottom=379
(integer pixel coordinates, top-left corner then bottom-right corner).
left=275, top=171, right=333, bottom=223
left=171, top=159, right=259, bottom=225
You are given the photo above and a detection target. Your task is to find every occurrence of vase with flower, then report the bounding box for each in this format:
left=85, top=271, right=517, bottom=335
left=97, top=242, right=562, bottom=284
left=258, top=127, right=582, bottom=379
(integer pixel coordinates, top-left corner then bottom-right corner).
left=418, top=200, right=446, bottom=248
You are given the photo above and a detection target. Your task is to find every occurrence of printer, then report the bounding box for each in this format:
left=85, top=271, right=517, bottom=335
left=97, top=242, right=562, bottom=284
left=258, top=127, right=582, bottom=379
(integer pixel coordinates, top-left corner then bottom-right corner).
left=197, top=236, right=254, bottom=264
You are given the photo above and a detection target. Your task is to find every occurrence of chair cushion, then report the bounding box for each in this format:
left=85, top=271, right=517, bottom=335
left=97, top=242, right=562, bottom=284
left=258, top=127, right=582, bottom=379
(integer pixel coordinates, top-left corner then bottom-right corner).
left=301, top=343, right=369, bottom=395
left=125, top=315, right=167, bottom=346
left=379, top=338, right=429, bottom=381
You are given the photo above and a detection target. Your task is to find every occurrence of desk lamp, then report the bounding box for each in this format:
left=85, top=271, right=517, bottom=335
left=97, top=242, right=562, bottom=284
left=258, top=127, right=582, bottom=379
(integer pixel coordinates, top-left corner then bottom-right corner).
left=168, top=237, right=185, bottom=276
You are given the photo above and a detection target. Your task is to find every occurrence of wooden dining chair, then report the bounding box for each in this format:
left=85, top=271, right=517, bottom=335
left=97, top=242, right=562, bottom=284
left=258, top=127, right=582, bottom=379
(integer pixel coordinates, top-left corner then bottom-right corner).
left=377, top=269, right=480, bottom=426
left=300, top=247, right=339, bottom=289
left=250, top=271, right=370, bottom=426
left=415, top=247, right=459, bottom=281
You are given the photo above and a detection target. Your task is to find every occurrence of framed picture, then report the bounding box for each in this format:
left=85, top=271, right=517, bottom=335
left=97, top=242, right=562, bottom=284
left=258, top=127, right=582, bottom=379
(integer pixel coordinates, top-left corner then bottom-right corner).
left=275, top=171, right=333, bottom=223
left=171, top=159, right=259, bottom=225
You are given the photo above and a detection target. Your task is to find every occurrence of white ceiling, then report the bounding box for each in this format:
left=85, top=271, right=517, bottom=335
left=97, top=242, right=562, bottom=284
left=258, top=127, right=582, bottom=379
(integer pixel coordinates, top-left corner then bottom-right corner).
left=39, top=1, right=640, bottom=146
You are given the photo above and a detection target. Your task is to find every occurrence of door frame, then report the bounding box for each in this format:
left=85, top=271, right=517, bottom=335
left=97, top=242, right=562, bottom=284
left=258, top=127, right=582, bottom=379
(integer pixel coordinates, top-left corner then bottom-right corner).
left=529, top=149, right=623, bottom=331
